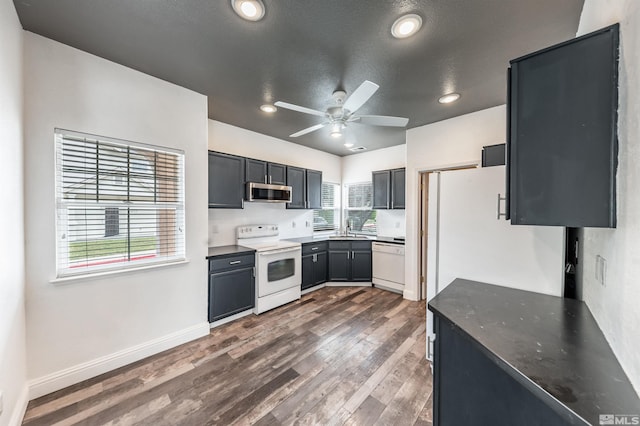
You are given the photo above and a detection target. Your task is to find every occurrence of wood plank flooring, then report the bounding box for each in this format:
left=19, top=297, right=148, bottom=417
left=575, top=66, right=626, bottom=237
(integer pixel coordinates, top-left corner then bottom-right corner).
left=23, top=286, right=432, bottom=426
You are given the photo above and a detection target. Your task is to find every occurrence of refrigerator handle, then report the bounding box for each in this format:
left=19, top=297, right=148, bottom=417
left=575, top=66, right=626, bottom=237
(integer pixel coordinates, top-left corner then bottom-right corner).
left=497, top=193, right=507, bottom=220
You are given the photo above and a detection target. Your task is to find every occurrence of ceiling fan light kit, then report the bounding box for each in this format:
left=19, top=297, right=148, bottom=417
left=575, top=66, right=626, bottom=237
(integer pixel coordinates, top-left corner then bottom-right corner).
left=231, top=0, right=265, bottom=21
left=274, top=80, right=410, bottom=146
left=391, top=14, right=423, bottom=39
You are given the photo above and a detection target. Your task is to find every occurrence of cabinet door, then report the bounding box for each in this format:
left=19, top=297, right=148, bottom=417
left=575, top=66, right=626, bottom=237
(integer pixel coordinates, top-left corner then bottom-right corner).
left=268, top=163, right=287, bottom=185
left=209, top=267, right=255, bottom=322
left=208, top=152, right=245, bottom=209
left=246, top=158, right=267, bottom=183
left=372, top=171, right=390, bottom=209
left=301, top=254, right=315, bottom=290
left=391, top=168, right=406, bottom=209
left=328, top=250, right=350, bottom=281
left=508, top=25, right=618, bottom=227
left=351, top=250, right=372, bottom=281
left=313, top=251, right=328, bottom=285
left=286, top=166, right=307, bottom=209
left=306, top=169, right=323, bottom=210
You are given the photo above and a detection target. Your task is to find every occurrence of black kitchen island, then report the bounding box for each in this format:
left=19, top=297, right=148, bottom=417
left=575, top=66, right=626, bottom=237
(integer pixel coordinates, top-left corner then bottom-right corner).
left=428, top=279, right=640, bottom=426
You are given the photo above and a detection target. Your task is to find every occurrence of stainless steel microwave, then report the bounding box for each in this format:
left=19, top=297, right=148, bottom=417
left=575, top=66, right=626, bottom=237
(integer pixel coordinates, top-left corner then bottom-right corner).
left=246, top=182, right=292, bottom=203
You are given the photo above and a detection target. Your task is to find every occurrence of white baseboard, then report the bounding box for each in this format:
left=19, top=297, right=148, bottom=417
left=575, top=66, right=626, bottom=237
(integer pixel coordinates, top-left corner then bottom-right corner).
left=301, top=283, right=326, bottom=295
left=9, top=383, right=29, bottom=426
left=325, top=282, right=372, bottom=287
left=28, top=322, right=210, bottom=399
left=209, top=309, right=254, bottom=329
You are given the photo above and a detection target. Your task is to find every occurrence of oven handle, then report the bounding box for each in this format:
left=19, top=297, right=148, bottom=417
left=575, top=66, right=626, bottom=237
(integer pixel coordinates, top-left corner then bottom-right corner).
left=258, top=247, right=301, bottom=256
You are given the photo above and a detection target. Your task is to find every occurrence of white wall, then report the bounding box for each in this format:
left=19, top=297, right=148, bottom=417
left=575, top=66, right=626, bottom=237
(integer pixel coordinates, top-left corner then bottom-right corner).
left=342, top=145, right=407, bottom=237
left=0, top=2, right=28, bottom=425
left=208, top=121, right=342, bottom=245
left=576, top=0, right=640, bottom=393
left=404, top=106, right=506, bottom=300
left=23, top=33, right=209, bottom=397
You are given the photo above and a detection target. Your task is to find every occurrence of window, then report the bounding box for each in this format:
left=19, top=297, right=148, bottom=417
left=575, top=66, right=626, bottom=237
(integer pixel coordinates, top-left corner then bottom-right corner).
left=313, top=182, right=340, bottom=231
left=344, top=182, right=377, bottom=235
left=55, top=129, right=185, bottom=277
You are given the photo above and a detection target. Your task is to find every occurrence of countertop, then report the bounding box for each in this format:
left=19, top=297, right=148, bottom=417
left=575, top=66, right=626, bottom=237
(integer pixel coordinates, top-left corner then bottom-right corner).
left=206, top=245, right=255, bottom=259
left=284, top=235, right=405, bottom=245
left=428, top=279, right=640, bottom=425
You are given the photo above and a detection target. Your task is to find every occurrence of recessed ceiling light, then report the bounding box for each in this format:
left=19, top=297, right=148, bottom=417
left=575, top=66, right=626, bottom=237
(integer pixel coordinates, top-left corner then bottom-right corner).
left=344, top=142, right=354, bottom=148
left=260, top=104, right=277, bottom=113
left=231, top=0, right=265, bottom=21
left=391, top=14, right=423, bottom=39
left=438, top=93, right=461, bottom=104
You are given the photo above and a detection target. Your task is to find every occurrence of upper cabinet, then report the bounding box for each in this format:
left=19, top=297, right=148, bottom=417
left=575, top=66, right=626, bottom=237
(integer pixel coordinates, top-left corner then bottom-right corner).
left=245, top=159, right=286, bottom=185
left=286, top=166, right=307, bottom=209
left=286, top=167, right=322, bottom=210
left=208, top=151, right=245, bottom=209
left=373, top=168, right=405, bottom=210
left=306, top=169, right=323, bottom=210
left=508, top=24, right=619, bottom=227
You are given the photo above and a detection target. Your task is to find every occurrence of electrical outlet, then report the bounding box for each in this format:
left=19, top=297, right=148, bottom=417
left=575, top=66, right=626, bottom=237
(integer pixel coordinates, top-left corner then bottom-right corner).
left=595, top=255, right=607, bottom=286
left=292, top=221, right=296, bottom=228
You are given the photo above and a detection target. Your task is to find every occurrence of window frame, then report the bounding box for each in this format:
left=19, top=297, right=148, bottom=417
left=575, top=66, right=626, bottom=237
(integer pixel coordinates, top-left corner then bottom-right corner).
left=313, top=181, right=341, bottom=232
left=54, top=129, right=186, bottom=279
left=343, top=181, right=377, bottom=236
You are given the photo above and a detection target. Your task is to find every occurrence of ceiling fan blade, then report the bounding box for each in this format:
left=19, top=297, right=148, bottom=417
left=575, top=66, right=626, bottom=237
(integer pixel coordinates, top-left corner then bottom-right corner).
left=343, top=80, right=379, bottom=114
left=290, top=122, right=328, bottom=137
left=274, top=101, right=326, bottom=117
left=355, top=115, right=409, bottom=127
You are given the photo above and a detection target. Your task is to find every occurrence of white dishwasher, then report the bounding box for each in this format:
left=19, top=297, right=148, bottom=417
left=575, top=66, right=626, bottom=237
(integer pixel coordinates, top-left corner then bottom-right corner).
left=372, top=242, right=405, bottom=293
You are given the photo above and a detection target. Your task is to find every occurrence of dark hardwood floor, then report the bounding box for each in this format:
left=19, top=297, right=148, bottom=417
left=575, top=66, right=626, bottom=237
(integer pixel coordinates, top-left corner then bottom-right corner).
left=22, top=286, right=432, bottom=425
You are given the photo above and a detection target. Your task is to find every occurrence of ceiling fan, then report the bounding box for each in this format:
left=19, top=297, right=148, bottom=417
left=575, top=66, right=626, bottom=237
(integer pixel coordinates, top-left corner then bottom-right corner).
left=275, top=80, right=409, bottom=139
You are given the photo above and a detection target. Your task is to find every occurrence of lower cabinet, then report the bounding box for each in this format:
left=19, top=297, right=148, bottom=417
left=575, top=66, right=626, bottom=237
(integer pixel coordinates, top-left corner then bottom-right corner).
left=328, top=240, right=372, bottom=282
left=301, top=241, right=328, bottom=290
left=208, top=253, right=255, bottom=322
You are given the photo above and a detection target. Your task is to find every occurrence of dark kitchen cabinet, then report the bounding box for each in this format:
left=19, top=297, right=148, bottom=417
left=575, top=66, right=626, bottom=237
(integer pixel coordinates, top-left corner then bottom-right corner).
left=372, top=168, right=405, bottom=210
left=301, top=241, right=328, bottom=291
left=208, top=151, right=245, bottom=209
left=328, top=240, right=372, bottom=282
left=245, top=159, right=287, bottom=185
left=508, top=24, right=619, bottom=227
left=306, top=169, right=323, bottom=210
left=208, top=253, right=255, bottom=322
left=372, top=170, right=390, bottom=209
left=391, top=168, right=405, bottom=209
left=286, top=166, right=307, bottom=209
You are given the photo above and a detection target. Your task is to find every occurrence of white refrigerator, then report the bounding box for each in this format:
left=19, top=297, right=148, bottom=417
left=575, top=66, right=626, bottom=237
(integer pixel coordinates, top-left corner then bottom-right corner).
left=425, top=166, right=565, bottom=359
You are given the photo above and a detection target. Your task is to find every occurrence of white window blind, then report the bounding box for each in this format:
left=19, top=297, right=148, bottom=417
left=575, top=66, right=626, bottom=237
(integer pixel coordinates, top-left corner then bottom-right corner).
left=55, top=129, right=186, bottom=278
left=344, top=182, right=377, bottom=235
left=313, top=182, right=340, bottom=231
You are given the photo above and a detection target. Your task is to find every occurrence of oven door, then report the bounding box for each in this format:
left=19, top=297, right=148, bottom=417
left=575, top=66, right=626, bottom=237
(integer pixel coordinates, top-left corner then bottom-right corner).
left=256, top=247, right=301, bottom=297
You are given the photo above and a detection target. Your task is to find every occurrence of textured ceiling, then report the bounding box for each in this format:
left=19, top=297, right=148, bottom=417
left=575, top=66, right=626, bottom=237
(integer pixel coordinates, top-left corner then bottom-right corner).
left=14, top=0, right=584, bottom=156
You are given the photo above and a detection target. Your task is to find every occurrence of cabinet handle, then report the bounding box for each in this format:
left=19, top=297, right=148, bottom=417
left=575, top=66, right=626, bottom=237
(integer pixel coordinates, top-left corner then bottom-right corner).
left=311, top=247, right=319, bottom=251
left=264, top=174, right=268, bottom=184
left=427, top=336, right=433, bottom=359
left=269, top=175, right=272, bottom=184
left=252, top=267, right=255, bottom=277
left=229, top=260, right=241, bottom=265
left=313, top=254, right=317, bottom=262
left=351, top=251, right=355, bottom=259
left=347, top=252, right=350, bottom=260
left=497, top=193, right=507, bottom=220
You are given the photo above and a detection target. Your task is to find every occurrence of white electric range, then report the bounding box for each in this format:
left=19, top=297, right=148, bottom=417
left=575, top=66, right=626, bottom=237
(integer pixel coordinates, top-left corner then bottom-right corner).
left=237, top=225, right=302, bottom=314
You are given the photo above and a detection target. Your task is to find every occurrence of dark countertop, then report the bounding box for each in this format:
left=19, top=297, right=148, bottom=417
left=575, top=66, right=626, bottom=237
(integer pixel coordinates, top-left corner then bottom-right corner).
left=206, top=245, right=255, bottom=259
left=284, top=235, right=404, bottom=245
left=428, top=279, right=640, bottom=425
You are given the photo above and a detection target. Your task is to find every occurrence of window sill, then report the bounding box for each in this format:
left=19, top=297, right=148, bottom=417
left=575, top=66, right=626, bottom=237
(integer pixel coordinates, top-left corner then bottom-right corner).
left=50, top=259, right=190, bottom=285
